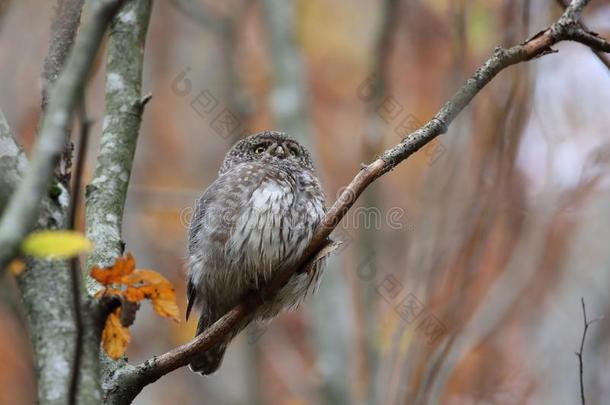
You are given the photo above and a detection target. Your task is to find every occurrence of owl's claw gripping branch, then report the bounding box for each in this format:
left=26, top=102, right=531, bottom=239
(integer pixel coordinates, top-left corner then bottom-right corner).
left=101, top=0, right=610, bottom=403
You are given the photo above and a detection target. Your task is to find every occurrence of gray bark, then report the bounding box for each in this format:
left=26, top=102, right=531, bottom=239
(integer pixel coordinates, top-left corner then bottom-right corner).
left=0, top=0, right=122, bottom=272
left=0, top=108, right=28, bottom=212
left=2, top=1, right=123, bottom=403
left=80, top=1, right=153, bottom=403
left=85, top=0, right=153, bottom=286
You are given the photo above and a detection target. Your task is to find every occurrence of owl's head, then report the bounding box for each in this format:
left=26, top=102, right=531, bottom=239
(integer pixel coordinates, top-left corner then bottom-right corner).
left=219, top=131, right=315, bottom=174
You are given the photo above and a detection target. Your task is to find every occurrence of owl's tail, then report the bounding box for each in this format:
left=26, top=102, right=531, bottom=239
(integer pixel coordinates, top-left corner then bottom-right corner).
left=189, top=313, right=247, bottom=375
left=189, top=342, right=228, bottom=375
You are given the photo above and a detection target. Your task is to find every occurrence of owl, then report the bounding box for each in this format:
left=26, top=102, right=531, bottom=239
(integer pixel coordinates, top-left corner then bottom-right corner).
left=186, top=131, right=326, bottom=374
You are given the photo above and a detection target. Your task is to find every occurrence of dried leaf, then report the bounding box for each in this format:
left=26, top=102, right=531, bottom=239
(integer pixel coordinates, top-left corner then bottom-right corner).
left=21, top=230, right=92, bottom=259
left=101, top=308, right=130, bottom=360
left=92, top=253, right=181, bottom=358
left=152, top=295, right=180, bottom=323
left=90, top=253, right=136, bottom=285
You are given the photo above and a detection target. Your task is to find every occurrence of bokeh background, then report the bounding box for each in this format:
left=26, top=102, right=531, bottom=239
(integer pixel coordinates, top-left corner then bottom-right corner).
left=2, top=0, right=610, bottom=404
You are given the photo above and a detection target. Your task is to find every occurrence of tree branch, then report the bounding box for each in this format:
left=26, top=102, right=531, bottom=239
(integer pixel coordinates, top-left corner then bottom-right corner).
left=0, top=0, right=123, bottom=272
left=1, top=1, right=123, bottom=403
left=68, top=103, right=91, bottom=405
left=555, top=0, right=610, bottom=70
left=42, top=0, right=85, bottom=110
left=80, top=0, right=153, bottom=400
left=576, top=297, right=600, bottom=405
left=0, top=107, right=27, bottom=213
left=104, top=0, right=609, bottom=402
left=38, top=3, right=88, bottom=404
left=85, top=0, right=153, bottom=290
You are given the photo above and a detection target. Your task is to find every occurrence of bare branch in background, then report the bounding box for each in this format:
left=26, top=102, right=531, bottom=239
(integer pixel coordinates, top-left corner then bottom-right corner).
left=0, top=0, right=13, bottom=28
left=576, top=298, right=600, bottom=405
left=42, top=0, right=85, bottom=110
left=38, top=3, right=88, bottom=404
left=169, top=0, right=229, bottom=35
left=0, top=0, right=123, bottom=403
left=69, top=100, right=92, bottom=230
left=101, top=1, right=610, bottom=403
left=44, top=0, right=86, bottom=189
left=555, top=0, right=610, bottom=71
left=68, top=99, right=91, bottom=405
left=0, top=108, right=27, bottom=212
left=0, top=0, right=122, bottom=272
left=262, top=0, right=311, bottom=146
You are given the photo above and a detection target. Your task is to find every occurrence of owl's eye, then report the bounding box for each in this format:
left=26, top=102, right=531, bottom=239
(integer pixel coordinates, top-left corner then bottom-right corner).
left=254, top=146, right=266, bottom=154
left=288, top=146, right=299, bottom=156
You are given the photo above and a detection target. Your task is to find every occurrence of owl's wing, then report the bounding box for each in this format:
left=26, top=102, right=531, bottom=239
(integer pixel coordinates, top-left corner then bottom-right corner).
left=185, top=164, right=267, bottom=320
left=186, top=198, right=204, bottom=320
left=185, top=181, right=219, bottom=321
left=186, top=279, right=196, bottom=321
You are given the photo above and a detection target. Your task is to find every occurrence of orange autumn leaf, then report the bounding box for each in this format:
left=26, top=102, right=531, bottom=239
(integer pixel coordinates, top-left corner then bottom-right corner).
left=101, top=308, right=130, bottom=360
left=123, top=269, right=180, bottom=322
left=151, top=294, right=180, bottom=322
left=91, top=254, right=179, bottom=320
left=123, top=283, right=180, bottom=322
left=91, top=253, right=181, bottom=358
left=90, top=253, right=136, bottom=285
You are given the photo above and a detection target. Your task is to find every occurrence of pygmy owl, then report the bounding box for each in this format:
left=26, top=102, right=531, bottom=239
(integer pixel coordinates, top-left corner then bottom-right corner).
left=186, top=131, right=326, bottom=374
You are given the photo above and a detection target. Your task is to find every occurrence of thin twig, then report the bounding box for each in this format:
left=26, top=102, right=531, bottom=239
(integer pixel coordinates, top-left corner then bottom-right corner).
left=576, top=297, right=600, bottom=405
left=68, top=256, right=83, bottom=405
left=69, top=100, right=92, bottom=229
left=67, top=99, right=91, bottom=405
left=101, top=1, right=610, bottom=403
left=555, top=0, right=610, bottom=71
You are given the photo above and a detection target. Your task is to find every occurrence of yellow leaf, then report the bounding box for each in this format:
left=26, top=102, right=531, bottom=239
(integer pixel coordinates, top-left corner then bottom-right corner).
left=7, top=259, right=25, bottom=276
left=101, top=308, right=130, bottom=360
left=22, top=230, right=93, bottom=259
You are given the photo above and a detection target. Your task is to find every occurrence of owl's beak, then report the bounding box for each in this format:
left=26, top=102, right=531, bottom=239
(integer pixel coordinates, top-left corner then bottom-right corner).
left=274, top=145, right=286, bottom=158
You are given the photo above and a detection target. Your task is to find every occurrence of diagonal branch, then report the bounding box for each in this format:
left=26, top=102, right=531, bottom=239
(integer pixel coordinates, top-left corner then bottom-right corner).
left=103, top=0, right=609, bottom=402
left=38, top=3, right=87, bottom=404
left=42, top=0, right=86, bottom=110
left=0, top=0, right=123, bottom=272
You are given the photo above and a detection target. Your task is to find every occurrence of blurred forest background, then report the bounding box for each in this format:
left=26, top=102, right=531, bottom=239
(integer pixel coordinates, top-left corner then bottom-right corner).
left=2, top=0, right=610, bottom=404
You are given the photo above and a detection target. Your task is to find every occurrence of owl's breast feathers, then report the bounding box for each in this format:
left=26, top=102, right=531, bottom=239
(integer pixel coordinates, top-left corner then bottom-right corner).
left=225, top=162, right=325, bottom=282
left=187, top=161, right=325, bottom=318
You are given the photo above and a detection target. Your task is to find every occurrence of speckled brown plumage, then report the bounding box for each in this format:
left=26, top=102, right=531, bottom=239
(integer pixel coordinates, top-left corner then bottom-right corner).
left=186, top=131, right=326, bottom=374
